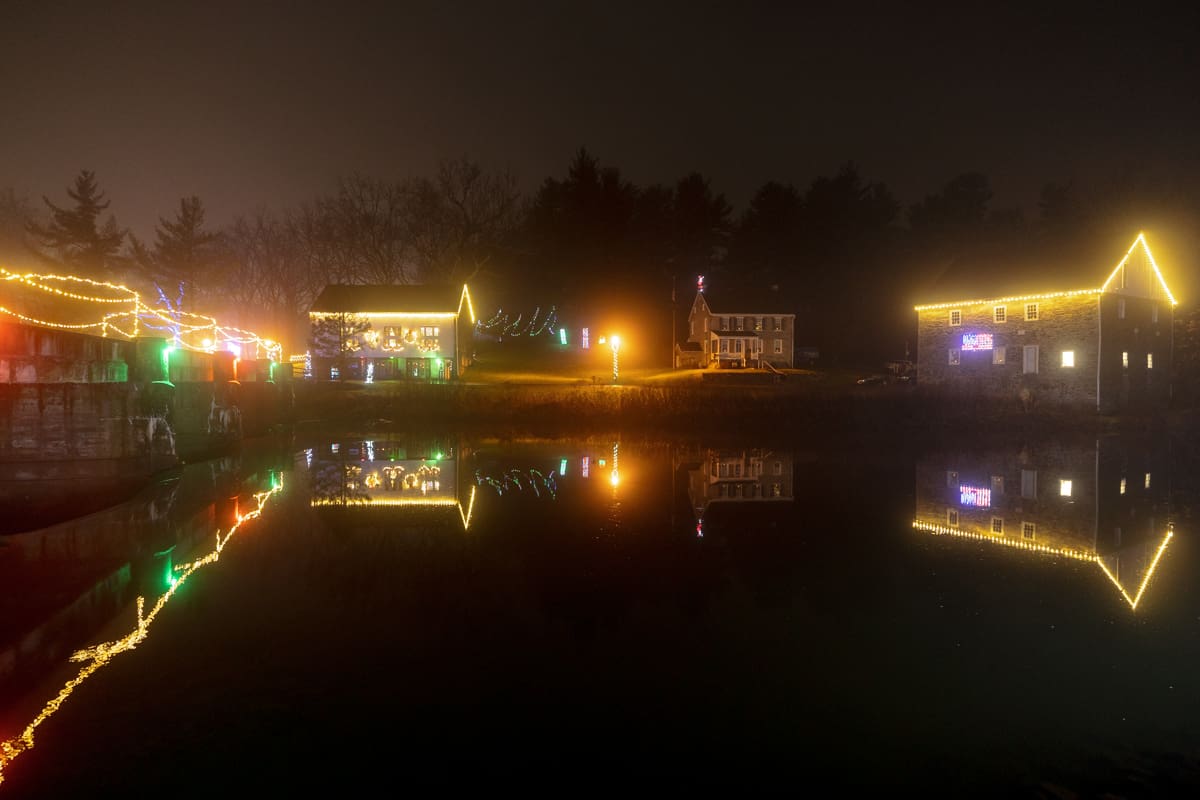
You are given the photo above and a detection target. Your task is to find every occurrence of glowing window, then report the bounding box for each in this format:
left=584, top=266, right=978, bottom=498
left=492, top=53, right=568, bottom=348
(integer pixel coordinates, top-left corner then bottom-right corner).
left=948, top=349, right=960, bottom=365
left=991, top=517, right=1004, bottom=534
left=993, top=348, right=1005, bottom=365
left=1147, top=353, right=1154, bottom=369
left=1022, top=522, right=1036, bottom=540
left=960, top=485, right=991, bottom=507
left=994, top=306, right=1006, bottom=323
left=1145, top=472, right=1151, bottom=489
left=1119, top=477, right=1126, bottom=495
left=1061, top=350, right=1075, bottom=368
left=947, top=509, right=959, bottom=526
left=1025, top=303, right=1039, bottom=321
left=771, top=483, right=781, bottom=498
left=755, top=317, right=763, bottom=331
left=1122, top=351, right=1129, bottom=369
left=1060, top=479, right=1072, bottom=497
left=949, top=310, right=962, bottom=326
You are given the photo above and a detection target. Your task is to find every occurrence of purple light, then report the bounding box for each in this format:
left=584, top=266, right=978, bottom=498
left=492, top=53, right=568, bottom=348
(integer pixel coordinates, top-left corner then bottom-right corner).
left=959, top=485, right=991, bottom=507
left=961, top=333, right=993, bottom=351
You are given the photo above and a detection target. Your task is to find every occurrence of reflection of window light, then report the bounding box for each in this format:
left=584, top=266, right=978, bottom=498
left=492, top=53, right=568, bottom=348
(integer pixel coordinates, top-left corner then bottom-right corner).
left=1145, top=473, right=1151, bottom=489
left=1120, top=477, right=1126, bottom=494
left=947, top=509, right=959, bottom=526
left=581, top=456, right=590, bottom=478
left=331, top=443, right=340, bottom=454
left=1147, top=353, right=1154, bottom=369
left=305, top=448, right=314, bottom=469
left=559, top=458, right=568, bottom=477
left=1122, top=351, right=1129, bottom=368
left=366, top=440, right=375, bottom=462
left=1060, top=479, right=1072, bottom=497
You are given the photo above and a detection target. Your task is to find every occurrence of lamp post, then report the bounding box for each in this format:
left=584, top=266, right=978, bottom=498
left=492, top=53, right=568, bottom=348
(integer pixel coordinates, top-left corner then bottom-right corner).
left=610, top=334, right=621, bottom=383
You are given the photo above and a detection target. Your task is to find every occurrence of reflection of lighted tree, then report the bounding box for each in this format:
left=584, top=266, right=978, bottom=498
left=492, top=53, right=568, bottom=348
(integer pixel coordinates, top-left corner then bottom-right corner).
left=309, top=460, right=372, bottom=506
left=475, top=467, right=558, bottom=499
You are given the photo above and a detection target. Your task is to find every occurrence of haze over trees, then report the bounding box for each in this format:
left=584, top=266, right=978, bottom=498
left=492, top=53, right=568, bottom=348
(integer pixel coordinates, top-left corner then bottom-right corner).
left=2, top=155, right=1197, bottom=372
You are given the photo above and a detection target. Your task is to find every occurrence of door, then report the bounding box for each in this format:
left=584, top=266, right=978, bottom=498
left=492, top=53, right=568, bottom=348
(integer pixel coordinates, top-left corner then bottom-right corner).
left=1023, top=345, right=1039, bottom=374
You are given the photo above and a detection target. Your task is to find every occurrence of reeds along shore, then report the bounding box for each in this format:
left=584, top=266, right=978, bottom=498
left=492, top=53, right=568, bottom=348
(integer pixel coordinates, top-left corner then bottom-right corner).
left=290, top=381, right=1171, bottom=444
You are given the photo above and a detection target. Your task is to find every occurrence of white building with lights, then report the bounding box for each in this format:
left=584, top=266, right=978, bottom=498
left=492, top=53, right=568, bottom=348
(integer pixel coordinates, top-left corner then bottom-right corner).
left=308, top=284, right=475, bottom=382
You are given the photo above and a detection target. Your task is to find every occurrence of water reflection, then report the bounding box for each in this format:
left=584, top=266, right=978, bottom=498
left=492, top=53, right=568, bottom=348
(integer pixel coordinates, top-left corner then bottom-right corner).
left=912, top=436, right=1174, bottom=610
left=678, top=446, right=794, bottom=538
left=0, top=453, right=285, bottom=786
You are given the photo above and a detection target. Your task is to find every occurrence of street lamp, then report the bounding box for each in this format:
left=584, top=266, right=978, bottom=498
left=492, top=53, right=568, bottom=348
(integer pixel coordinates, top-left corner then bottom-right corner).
left=610, top=334, right=621, bottom=383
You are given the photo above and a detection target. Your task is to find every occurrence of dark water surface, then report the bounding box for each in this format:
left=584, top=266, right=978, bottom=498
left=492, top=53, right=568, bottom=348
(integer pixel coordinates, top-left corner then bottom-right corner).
left=1, top=431, right=1198, bottom=795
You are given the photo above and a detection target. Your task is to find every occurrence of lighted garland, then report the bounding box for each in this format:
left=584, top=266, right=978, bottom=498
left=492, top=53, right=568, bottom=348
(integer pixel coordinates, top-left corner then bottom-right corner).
left=474, top=467, right=558, bottom=499
left=0, top=267, right=282, bottom=360
left=0, top=476, right=284, bottom=786
left=475, top=305, right=558, bottom=338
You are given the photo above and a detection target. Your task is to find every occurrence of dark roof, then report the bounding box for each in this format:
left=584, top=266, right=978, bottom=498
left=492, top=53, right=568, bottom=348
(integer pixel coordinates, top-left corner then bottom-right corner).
left=676, top=341, right=703, bottom=352
left=712, top=330, right=761, bottom=338
left=311, top=284, right=462, bottom=314
left=697, top=286, right=795, bottom=315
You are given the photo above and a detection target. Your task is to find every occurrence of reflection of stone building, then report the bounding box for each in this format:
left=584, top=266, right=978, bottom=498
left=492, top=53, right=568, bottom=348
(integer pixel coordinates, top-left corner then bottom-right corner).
left=681, top=448, right=794, bottom=535
left=913, top=437, right=1173, bottom=609
left=308, top=437, right=475, bottom=530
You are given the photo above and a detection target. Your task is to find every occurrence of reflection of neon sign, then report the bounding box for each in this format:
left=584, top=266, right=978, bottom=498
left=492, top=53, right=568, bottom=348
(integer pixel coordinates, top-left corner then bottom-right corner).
left=960, top=485, right=991, bottom=507
left=962, top=333, right=993, bottom=351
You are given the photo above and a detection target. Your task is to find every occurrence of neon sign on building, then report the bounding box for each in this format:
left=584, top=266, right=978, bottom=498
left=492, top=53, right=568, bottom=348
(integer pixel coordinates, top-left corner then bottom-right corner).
left=961, top=333, right=994, bottom=351
left=960, top=485, right=991, bottom=508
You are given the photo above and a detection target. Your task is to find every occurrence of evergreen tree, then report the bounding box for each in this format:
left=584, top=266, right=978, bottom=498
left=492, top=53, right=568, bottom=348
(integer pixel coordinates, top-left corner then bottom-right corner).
left=137, top=195, right=219, bottom=309
left=26, top=170, right=126, bottom=281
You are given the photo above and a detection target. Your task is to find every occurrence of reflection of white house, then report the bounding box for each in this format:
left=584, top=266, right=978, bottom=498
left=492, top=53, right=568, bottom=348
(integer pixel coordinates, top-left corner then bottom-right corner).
left=684, top=448, right=794, bottom=535
left=309, top=284, right=476, bottom=382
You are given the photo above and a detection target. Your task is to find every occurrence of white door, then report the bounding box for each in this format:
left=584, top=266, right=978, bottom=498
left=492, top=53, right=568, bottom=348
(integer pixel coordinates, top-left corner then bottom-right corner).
left=1023, top=345, right=1039, bottom=374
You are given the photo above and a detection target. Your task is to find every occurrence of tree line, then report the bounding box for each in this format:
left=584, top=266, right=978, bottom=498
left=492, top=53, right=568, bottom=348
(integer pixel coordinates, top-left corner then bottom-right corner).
left=1, top=149, right=1196, bottom=367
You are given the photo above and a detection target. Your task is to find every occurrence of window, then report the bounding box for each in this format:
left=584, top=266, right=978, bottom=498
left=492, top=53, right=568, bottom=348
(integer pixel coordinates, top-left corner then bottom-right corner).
left=773, top=461, right=782, bottom=475
left=771, top=483, right=782, bottom=498
left=1023, top=345, right=1039, bottom=374
left=949, top=309, right=962, bottom=326
left=1021, top=469, right=1037, bottom=499
left=949, top=348, right=961, bottom=365
left=1118, top=297, right=1126, bottom=319
left=774, top=340, right=783, bottom=354
left=1152, top=304, right=1159, bottom=323
left=755, top=317, right=763, bottom=331
left=947, top=509, right=959, bottom=526
left=991, top=517, right=1004, bottom=534
left=774, top=317, right=782, bottom=331
left=1147, top=352, right=1154, bottom=369
left=991, top=475, right=1004, bottom=495
left=690, top=320, right=695, bottom=335
left=1145, top=472, right=1151, bottom=489
left=1122, top=351, right=1129, bottom=369
left=1060, top=479, right=1072, bottom=497
left=1022, top=522, right=1036, bottom=540
left=947, top=470, right=958, bottom=488
left=1119, top=477, right=1126, bottom=495
left=420, top=326, right=439, bottom=337
left=735, top=317, right=743, bottom=330
left=1025, top=303, right=1039, bottom=321
left=993, top=347, right=1006, bottom=365
left=994, top=305, right=1007, bottom=323
left=1061, top=350, right=1075, bottom=368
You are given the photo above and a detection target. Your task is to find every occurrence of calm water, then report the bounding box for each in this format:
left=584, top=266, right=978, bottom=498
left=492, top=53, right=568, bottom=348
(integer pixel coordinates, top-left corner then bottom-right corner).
left=1, top=431, right=1198, bottom=794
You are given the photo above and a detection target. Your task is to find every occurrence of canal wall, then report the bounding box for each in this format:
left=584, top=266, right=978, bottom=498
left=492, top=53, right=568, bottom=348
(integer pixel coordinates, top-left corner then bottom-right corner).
left=0, top=322, right=294, bottom=485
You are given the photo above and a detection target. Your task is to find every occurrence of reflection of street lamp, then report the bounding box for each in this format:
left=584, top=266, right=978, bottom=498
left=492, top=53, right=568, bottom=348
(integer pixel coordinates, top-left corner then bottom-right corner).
left=610, top=334, right=621, bottom=383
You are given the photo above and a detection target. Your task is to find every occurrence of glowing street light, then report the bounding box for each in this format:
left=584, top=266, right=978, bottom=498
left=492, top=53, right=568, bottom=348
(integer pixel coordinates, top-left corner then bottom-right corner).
left=610, top=334, right=621, bottom=383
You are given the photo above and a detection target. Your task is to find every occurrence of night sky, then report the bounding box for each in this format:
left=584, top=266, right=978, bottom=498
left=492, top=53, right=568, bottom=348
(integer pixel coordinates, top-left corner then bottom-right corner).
left=3, top=1, right=1198, bottom=236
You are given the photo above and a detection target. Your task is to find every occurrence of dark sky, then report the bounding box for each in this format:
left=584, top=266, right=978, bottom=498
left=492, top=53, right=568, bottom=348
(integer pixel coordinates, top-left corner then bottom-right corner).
left=2, top=1, right=1198, bottom=237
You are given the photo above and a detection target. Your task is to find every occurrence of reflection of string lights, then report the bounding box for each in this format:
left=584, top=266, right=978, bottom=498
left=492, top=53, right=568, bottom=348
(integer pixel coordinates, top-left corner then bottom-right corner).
left=308, top=485, right=477, bottom=532
left=0, top=477, right=284, bottom=786
left=610, top=441, right=620, bottom=488
left=474, top=468, right=558, bottom=499
left=913, top=519, right=1175, bottom=610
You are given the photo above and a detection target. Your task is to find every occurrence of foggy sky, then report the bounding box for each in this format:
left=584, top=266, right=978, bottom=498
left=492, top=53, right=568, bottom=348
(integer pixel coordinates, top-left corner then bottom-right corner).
left=2, top=1, right=1198, bottom=237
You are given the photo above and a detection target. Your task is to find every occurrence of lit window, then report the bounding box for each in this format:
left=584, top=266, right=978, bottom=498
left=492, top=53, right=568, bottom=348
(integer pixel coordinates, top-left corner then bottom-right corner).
left=993, top=347, right=1005, bottom=365
left=1122, top=351, right=1129, bottom=369
left=947, top=509, right=959, bottom=526
left=1022, top=522, right=1036, bottom=540
left=1061, top=350, right=1075, bottom=368
left=949, top=310, right=962, bottom=326
left=1119, top=477, right=1126, bottom=495
left=755, top=317, right=763, bottom=331
left=949, top=348, right=960, bottom=365
left=771, top=483, right=781, bottom=497
left=1118, top=297, right=1126, bottom=319
left=1060, top=479, right=1072, bottom=497
left=1145, top=472, right=1151, bottom=489
left=991, top=517, right=1004, bottom=534
left=994, top=306, right=1006, bottom=323
left=1147, top=353, right=1154, bottom=369
left=1025, top=303, right=1039, bottom=321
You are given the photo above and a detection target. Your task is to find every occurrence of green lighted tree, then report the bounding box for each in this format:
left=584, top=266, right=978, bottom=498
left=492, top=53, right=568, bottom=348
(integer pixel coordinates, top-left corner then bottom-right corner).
left=26, top=170, right=126, bottom=281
